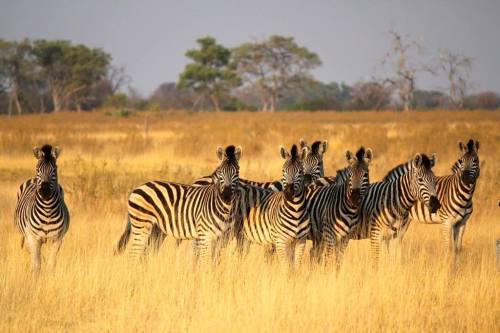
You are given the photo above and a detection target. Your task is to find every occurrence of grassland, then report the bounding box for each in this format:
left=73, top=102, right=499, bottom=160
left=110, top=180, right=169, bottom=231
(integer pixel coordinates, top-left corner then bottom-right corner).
left=0, top=109, right=499, bottom=332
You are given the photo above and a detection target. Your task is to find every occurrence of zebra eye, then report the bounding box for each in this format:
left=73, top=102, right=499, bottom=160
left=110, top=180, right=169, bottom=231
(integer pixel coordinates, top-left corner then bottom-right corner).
left=418, top=177, right=424, bottom=182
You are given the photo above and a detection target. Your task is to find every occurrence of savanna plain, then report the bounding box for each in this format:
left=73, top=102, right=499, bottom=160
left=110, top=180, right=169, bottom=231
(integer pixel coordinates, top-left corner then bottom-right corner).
left=0, top=110, right=499, bottom=332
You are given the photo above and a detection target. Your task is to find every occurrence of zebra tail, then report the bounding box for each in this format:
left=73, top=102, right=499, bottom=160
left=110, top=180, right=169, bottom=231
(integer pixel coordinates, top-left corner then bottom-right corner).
left=115, top=216, right=132, bottom=255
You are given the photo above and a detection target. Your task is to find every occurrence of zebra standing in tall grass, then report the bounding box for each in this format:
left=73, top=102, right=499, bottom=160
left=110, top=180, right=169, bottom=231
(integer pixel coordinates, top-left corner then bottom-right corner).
left=15, top=145, right=70, bottom=272
left=350, top=153, right=441, bottom=266
left=307, top=147, right=373, bottom=269
left=237, top=144, right=310, bottom=270
left=116, top=145, right=241, bottom=264
left=408, top=139, right=480, bottom=254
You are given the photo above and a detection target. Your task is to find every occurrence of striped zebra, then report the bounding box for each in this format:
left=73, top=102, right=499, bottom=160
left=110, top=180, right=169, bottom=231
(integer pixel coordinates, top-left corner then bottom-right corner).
left=350, top=153, right=441, bottom=266
left=307, top=147, right=373, bottom=269
left=237, top=144, right=310, bottom=270
left=408, top=139, right=480, bottom=254
left=14, top=145, right=70, bottom=272
left=115, top=145, right=241, bottom=264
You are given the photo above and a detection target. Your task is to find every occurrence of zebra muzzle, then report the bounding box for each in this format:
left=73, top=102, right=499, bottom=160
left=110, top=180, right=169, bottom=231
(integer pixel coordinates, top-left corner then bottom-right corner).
left=428, top=196, right=441, bottom=213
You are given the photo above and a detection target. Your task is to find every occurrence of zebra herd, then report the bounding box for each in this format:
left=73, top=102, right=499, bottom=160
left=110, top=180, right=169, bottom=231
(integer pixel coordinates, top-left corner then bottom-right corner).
left=14, top=139, right=482, bottom=272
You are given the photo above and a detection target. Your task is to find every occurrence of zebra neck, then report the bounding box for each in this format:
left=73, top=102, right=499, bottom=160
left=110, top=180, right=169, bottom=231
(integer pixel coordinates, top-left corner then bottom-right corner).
left=397, top=173, right=418, bottom=211
left=454, top=173, right=476, bottom=197
left=212, top=186, right=233, bottom=216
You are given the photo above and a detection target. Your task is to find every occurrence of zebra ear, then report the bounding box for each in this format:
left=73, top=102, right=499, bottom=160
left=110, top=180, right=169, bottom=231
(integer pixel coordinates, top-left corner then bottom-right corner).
left=346, top=150, right=355, bottom=164
left=299, top=138, right=307, bottom=149
left=234, top=146, right=242, bottom=162
left=429, top=153, right=437, bottom=168
left=319, top=140, right=328, bottom=155
left=216, top=146, right=224, bottom=161
left=412, top=153, right=423, bottom=168
left=52, top=146, right=61, bottom=159
left=300, top=146, right=308, bottom=161
left=280, top=146, right=289, bottom=160
left=364, top=148, right=373, bottom=164
left=474, top=140, right=480, bottom=151
left=459, top=142, right=466, bottom=154
left=33, top=146, right=43, bottom=159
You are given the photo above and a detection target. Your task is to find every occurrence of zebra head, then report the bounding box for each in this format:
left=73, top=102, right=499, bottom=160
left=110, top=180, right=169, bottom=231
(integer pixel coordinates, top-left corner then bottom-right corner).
left=345, top=147, right=373, bottom=206
left=33, top=144, right=60, bottom=201
left=299, top=138, right=327, bottom=186
left=214, top=145, right=241, bottom=203
left=280, top=144, right=307, bottom=201
left=410, top=153, right=441, bottom=214
left=455, top=139, right=480, bottom=186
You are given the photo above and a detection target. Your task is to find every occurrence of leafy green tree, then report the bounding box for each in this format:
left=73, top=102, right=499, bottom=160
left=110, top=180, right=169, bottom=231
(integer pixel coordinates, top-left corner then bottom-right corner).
left=233, top=35, right=321, bottom=111
left=178, top=37, right=240, bottom=111
left=31, top=40, right=111, bottom=112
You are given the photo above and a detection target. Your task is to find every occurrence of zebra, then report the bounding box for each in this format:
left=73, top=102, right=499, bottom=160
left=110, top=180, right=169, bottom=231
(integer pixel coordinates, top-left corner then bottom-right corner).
left=408, top=139, right=480, bottom=254
left=14, top=145, right=70, bottom=272
left=307, top=147, right=373, bottom=269
left=350, top=153, right=441, bottom=266
left=115, top=145, right=241, bottom=264
left=237, top=144, right=310, bottom=270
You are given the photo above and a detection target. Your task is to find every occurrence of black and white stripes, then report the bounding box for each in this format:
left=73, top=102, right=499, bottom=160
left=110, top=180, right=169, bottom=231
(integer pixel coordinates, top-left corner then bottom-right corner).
left=14, top=145, right=70, bottom=272
left=116, top=145, right=241, bottom=264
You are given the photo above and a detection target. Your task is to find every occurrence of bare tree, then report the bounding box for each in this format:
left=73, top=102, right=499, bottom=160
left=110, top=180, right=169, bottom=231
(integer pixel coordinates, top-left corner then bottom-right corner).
left=438, top=50, right=473, bottom=109
left=382, top=30, right=432, bottom=112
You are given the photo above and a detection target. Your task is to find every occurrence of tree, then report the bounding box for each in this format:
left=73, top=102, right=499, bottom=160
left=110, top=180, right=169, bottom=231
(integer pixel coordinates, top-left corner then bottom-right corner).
left=0, top=39, right=35, bottom=116
left=350, top=81, right=391, bottom=110
left=438, top=50, right=473, bottom=109
left=31, top=40, right=111, bottom=112
left=382, top=31, right=431, bottom=112
left=178, top=37, right=239, bottom=111
left=150, top=82, right=195, bottom=110
left=233, top=35, right=321, bottom=111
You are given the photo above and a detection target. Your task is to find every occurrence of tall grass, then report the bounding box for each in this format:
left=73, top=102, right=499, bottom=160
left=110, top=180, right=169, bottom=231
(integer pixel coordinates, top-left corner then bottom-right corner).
left=0, top=110, right=498, bottom=332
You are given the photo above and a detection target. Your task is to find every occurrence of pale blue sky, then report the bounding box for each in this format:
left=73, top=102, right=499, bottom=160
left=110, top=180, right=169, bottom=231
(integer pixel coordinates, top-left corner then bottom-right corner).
left=1, top=0, right=499, bottom=95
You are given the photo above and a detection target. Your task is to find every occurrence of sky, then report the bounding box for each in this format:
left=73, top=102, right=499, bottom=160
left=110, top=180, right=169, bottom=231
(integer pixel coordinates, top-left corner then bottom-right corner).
left=1, top=0, right=499, bottom=96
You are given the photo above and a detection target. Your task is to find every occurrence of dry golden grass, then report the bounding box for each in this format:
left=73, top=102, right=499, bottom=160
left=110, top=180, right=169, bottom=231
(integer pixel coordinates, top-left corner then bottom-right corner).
left=0, top=109, right=499, bottom=332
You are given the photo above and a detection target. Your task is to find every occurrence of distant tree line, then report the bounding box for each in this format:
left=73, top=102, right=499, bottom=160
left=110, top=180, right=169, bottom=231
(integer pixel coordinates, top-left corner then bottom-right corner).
left=1, top=33, right=499, bottom=115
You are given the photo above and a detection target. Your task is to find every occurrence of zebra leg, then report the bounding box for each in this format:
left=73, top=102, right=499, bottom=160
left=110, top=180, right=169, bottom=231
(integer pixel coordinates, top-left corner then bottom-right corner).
left=322, top=228, right=336, bottom=269
left=441, top=221, right=454, bottom=254
left=292, top=238, right=307, bottom=271
left=46, top=238, right=63, bottom=270
left=369, top=228, right=383, bottom=269
left=25, top=235, right=42, bottom=273
left=126, top=222, right=153, bottom=263
left=274, top=241, right=292, bottom=271
left=452, top=215, right=470, bottom=254
left=194, top=235, right=214, bottom=267
left=264, top=244, right=276, bottom=263
left=334, top=237, right=349, bottom=273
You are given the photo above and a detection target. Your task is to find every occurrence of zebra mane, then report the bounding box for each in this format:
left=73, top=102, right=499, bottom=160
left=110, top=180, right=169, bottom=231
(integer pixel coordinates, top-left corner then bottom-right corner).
left=290, top=144, right=299, bottom=160
left=41, top=144, right=54, bottom=162
left=356, top=147, right=366, bottom=161
left=382, top=162, right=411, bottom=181
left=311, top=141, right=321, bottom=154
left=466, top=139, right=475, bottom=152
left=334, top=166, right=351, bottom=184
left=225, top=145, right=237, bottom=163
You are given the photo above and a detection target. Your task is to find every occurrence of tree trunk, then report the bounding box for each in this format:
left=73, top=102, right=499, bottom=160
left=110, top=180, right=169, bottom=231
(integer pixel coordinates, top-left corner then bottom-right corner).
left=210, top=95, right=221, bottom=112
left=14, top=93, right=22, bottom=115
left=269, top=91, right=278, bottom=112
left=52, top=92, right=62, bottom=113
